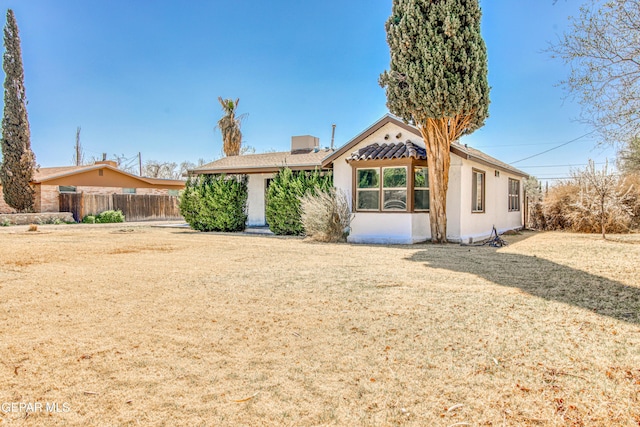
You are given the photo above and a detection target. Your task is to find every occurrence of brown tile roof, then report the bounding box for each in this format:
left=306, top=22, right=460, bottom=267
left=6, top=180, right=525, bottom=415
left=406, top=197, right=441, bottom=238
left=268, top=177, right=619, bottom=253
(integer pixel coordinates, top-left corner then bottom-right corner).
left=347, top=141, right=426, bottom=162
left=191, top=149, right=333, bottom=174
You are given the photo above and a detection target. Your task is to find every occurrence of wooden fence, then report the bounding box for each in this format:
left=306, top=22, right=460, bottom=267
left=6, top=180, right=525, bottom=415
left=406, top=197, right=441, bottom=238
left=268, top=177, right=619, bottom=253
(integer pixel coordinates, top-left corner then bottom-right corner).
left=59, top=193, right=182, bottom=222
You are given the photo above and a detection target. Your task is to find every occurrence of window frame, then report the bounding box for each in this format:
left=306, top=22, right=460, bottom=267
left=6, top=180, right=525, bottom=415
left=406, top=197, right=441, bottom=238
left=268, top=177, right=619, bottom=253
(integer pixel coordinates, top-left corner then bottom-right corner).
left=58, top=185, right=77, bottom=193
left=413, top=166, right=430, bottom=212
left=471, top=169, right=486, bottom=213
left=508, top=178, right=520, bottom=212
left=381, top=166, right=408, bottom=211
left=355, top=167, right=381, bottom=211
left=351, top=158, right=428, bottom=213
left=122, top=188, right=137, bottom=194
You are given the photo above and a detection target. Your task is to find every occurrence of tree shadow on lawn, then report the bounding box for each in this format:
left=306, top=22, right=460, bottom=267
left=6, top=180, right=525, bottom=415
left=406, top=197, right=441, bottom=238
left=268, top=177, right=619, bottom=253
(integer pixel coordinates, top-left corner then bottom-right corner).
left=406, top=245, right=640, bottom=325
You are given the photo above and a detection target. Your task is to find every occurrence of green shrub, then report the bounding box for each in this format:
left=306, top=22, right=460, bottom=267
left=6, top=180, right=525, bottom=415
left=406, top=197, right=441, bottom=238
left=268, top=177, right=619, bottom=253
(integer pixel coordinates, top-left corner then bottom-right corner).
left=82, top=215, right=96, bottom=224
left=96, top=210, right=125, bottom=223
left=266, top=168, right=332, bottom=235
left=179, top=174, right=248, bottom=232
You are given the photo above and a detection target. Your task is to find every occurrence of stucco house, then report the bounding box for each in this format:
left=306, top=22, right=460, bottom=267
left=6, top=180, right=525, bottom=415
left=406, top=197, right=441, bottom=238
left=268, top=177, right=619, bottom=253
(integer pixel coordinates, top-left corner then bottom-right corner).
left=0, top=160, right=185, bottom=214
left=192, top=115, right=528, bottom=244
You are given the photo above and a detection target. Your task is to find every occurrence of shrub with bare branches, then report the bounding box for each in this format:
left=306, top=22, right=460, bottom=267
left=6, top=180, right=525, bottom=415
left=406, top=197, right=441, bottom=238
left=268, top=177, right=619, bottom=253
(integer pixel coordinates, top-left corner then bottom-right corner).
left=530, top=162, right=638, bottom=237
left=300, top=188, right=351, bottom=242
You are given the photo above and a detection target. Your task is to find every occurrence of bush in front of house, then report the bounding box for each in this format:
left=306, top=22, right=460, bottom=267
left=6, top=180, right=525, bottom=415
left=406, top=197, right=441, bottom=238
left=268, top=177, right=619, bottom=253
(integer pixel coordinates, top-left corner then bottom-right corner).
left=179, top=174, right=248, bottom=232
left=82, top=215, right=96, bottom=224
left=300, top=188, right=350, bottom=242
left=97, top=210, right=125, bottom=223
left=265, top=168, right=332, bottom=235
left=81, top=210, right=125, bottom=224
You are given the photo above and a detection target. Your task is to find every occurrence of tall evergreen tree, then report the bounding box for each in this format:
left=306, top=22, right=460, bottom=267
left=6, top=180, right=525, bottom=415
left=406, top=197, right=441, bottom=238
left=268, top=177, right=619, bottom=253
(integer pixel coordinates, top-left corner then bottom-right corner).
left=0, top=9, right=35, bottom=212
left=380, top=0, right=490, bottom=243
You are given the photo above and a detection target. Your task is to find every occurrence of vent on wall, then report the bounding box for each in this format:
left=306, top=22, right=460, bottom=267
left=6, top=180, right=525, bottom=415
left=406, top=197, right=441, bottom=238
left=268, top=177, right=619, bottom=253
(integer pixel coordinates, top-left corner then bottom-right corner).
left=495, top=170, right=500, bottom=177
left=99, top=169, right=103, bottom=176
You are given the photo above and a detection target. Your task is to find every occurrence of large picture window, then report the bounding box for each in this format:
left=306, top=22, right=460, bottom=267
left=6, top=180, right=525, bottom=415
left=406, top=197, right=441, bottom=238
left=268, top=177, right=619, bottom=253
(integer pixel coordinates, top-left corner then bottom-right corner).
left=356, top=168, right=380, bottom=210
left=414, top=167, right=429, bottom=211
left=508, top=178, right=520, bottom=211
left=382, top=167, right=407, bottom=211
left=472, top=169, right=485, bottom=213
left=354, top=164, right=428, bottom=213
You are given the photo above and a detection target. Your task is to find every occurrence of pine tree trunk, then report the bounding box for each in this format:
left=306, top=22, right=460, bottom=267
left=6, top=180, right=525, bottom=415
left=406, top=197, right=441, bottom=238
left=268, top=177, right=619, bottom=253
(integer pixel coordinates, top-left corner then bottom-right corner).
left=419, top=119, right=451, bottom=244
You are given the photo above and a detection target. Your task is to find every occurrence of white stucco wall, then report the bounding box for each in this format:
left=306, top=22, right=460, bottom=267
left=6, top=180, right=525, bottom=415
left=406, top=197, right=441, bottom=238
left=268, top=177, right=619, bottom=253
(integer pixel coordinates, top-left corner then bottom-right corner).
left=333, top=122, right=435, bottom=244
left=246, top=173, right=274, bottom=226
left=332, top=121, right=525, bottom=244
left=457, top=158, right=524, bottom=243
left=348, top=213, right=430, bottom=244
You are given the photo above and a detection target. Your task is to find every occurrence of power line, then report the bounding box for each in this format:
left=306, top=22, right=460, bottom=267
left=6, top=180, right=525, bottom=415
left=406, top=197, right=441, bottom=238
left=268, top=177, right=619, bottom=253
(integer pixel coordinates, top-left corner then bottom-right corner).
left=509, top=129, right=599, bottom=165
left=518, top=161, right=608, bottom=168
left=474, top=139, right=597, bottom=149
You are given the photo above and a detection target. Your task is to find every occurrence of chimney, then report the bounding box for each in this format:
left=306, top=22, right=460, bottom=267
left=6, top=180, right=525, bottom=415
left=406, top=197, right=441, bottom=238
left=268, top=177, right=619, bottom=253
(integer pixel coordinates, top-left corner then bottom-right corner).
left=291, top=135, right=319, bottom=154
left=330, top=124, right=336, bottom=150
left=94, top=160, right=118, bottom=168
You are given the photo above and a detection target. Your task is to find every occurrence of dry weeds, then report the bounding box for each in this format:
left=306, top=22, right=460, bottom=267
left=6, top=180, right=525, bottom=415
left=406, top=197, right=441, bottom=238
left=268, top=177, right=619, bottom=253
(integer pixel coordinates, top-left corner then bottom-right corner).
left=0, top=225, right=639, bottom=426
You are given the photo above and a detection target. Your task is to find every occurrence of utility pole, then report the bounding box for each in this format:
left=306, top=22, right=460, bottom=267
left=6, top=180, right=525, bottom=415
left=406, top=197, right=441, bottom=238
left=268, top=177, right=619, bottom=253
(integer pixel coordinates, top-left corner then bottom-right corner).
left=73, top=126, right=83, bottom=166
left=138, top=152, right=142, bottom=176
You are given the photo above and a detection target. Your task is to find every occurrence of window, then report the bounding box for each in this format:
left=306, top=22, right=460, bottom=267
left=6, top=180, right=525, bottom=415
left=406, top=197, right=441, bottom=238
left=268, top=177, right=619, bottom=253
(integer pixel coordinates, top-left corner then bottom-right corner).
left=508, top=178, right=520, bottom=211
left=58, top=186, right=76, bottom=193
left=414, top=167, right=429, bottom=211
left=122, top=188, right=136, bottom=194
left=353, top=162, right=427, bottom=213
left=472, top=169, right=485, bottom=212
left=356, top=168, right=380, bottom=210
left=382, top=167, right=407, bottom=211
left=168, top=189, right=180, bottom=196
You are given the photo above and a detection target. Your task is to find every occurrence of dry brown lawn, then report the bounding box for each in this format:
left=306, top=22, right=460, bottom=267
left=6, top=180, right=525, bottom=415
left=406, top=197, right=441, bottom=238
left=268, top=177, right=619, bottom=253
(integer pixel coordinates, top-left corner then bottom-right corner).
left=0, top=225, right=639, bottom=426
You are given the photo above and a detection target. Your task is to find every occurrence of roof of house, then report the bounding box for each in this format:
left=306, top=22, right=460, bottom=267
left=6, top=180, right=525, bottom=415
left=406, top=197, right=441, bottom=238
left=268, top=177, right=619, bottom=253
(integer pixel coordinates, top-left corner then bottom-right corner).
left=33, top=164, right=186, bottom=186
left=322, top=114, right=528, bottom=177
left=347, top=141, right=427, bottom=162
left=191, top=149, right=333, bottom=175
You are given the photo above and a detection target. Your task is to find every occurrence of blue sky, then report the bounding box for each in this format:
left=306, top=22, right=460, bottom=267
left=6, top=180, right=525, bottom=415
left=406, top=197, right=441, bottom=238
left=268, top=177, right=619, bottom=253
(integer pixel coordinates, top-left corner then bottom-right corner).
left=0, top=0, right=617, bottom=183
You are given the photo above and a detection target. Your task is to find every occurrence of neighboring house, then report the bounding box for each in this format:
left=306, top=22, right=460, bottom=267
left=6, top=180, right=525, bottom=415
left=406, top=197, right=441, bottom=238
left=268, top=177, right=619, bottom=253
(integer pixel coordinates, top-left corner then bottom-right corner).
left=192, top=114, right=528, bottom=244
left=0, top=160, right=185, bottom=214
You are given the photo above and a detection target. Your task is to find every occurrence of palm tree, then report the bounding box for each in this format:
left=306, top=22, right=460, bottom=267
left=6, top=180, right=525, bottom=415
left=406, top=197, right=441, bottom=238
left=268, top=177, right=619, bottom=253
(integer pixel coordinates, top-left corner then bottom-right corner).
left=216, top=97, right=244, bottom=156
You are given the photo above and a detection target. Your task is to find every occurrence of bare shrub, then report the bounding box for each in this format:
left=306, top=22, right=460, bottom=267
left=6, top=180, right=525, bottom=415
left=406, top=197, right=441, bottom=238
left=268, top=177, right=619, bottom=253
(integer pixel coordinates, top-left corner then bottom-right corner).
left=569, top=161, right=633, bottom=238
left=300, top=188, right=350, bottom=242
left=540, top=182, right=579, bottom=230
left=534, top=162, right=638, bottom=237
left=620, top=173, right=640, bottom=229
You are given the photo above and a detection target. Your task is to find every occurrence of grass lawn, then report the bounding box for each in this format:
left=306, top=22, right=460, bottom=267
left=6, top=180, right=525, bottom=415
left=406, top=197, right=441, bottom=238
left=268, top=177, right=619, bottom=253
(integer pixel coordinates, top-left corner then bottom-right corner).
left=0, top=225, right=639, bottom=426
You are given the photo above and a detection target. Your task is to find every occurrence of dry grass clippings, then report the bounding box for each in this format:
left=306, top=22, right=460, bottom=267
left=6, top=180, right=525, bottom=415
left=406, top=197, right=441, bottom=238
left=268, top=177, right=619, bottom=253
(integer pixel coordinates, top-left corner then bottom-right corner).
left=0, top=227, right=638, bottom=426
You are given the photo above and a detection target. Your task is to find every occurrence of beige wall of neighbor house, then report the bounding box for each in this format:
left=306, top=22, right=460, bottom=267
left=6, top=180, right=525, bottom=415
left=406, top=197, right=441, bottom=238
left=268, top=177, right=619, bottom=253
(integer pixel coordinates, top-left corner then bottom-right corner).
left=0, top=186, right=15, bottom=213
left=39, top=185, right=59, bottom=212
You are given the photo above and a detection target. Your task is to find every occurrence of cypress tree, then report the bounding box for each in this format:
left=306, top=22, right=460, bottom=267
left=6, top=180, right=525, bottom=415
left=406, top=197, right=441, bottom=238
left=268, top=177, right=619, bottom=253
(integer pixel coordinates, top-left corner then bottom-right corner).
left=1, top=9, right=35, bottom=212
left=380, top=0, right=490, bottom=243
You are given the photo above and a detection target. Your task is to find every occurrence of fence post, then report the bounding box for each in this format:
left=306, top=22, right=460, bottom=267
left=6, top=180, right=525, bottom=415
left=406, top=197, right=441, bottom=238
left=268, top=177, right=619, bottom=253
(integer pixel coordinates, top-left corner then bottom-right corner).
left=79, top=192, right=84, bottom=221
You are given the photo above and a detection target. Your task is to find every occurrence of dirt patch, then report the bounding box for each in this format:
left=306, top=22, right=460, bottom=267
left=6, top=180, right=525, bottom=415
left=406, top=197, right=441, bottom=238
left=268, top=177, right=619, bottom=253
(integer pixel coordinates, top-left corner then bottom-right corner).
left=0, top=227, right=638, bottom=426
